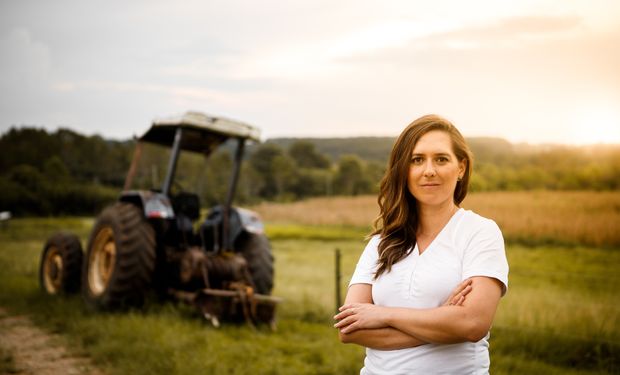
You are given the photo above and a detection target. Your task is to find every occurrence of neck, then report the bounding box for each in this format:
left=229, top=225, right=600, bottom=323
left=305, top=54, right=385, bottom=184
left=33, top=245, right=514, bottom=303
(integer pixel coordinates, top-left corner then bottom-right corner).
left=416, top=201, right=458, bottom=236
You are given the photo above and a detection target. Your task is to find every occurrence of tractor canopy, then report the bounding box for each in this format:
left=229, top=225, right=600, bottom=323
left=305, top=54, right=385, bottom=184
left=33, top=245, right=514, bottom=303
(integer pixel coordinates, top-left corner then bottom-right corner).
left=139, top=111, right=261, bottom=155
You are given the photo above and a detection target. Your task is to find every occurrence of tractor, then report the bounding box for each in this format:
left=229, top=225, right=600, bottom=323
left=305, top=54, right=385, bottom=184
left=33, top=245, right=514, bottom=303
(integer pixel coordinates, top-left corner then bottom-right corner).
left=39, top=111, right=279, bottom=327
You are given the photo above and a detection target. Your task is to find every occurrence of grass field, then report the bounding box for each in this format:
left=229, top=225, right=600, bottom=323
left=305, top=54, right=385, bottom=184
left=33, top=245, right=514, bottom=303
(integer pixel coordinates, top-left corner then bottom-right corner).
left=253, top=190, right=620, bottom=248
left=0, top=191, right=619, bottom=374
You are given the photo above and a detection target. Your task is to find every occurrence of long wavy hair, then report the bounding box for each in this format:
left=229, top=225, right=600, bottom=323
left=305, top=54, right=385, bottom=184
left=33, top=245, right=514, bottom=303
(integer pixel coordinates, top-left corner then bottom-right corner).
left=372, top=114, right=473, bottom=279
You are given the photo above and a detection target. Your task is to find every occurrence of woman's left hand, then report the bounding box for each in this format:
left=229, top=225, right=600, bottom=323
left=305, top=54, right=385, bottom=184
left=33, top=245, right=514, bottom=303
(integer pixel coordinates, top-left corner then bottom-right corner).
left=442, top=278, right=473, bottom=307
left=333, top=303, right=388, bottom=334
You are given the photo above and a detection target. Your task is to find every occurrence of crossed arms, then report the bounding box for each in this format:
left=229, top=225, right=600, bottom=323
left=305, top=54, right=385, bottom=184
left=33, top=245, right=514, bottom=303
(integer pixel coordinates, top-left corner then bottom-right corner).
left=333, top=277, right=503, bottom=350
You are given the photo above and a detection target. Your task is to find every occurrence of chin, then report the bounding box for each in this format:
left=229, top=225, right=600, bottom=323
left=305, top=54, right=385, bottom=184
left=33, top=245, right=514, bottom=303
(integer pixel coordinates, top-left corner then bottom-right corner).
left=415, top=196, right=453, bottom=207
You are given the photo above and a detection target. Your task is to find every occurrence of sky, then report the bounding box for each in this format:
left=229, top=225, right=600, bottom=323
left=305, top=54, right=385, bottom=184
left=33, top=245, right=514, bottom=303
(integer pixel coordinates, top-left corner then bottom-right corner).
left=1, top=0, right=619, bottom=144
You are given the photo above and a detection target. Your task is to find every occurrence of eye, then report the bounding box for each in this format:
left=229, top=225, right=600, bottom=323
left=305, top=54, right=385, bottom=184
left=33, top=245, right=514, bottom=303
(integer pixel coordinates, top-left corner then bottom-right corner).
left=436, top=156, right=449, bottom=163
left=411, top=156, right=424, bottom=165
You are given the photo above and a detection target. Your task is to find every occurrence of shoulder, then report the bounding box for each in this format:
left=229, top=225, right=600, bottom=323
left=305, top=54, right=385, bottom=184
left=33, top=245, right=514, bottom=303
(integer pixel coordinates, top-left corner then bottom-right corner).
left=457, top=209, right=502, bottom=237
left=457, top=210, right=509, bottom=295
left=360, top=234, right=382, bottom=257
left=367, top=234, right=382, bottom=247
left=349, top=234, right=382, bottom=283
left=451, top=209, right=504, bottom=249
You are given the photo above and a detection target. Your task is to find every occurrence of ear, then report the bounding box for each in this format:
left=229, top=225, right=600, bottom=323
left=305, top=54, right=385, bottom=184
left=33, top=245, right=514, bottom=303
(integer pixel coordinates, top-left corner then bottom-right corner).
left=458, top=159, right=466, bottom=179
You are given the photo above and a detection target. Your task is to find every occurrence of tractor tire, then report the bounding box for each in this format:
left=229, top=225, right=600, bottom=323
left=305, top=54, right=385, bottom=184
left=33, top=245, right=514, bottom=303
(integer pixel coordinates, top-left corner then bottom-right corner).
left=39, top=232, right=83, bottom=294
left=237, top=232, right=274, bottom=295
left=82, top=203, right=156, bottom=310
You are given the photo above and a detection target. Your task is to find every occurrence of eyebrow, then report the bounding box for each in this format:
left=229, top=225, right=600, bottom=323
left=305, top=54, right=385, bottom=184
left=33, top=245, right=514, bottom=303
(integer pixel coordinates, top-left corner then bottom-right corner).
left=411, top=152, right=452, bottom=157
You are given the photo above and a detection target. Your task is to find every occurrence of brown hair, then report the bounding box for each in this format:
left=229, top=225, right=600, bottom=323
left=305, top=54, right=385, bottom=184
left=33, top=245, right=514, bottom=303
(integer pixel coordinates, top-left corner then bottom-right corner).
left=372, top=114, right=473, bottom=278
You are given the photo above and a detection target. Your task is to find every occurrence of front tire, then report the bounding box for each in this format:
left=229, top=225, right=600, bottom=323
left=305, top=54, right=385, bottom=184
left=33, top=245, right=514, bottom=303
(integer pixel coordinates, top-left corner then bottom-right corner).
left=40, top=232, right=83, bottom=294
left=236, top=232, right=274, bottom=295
left=82, top=203, right=156, bottom=309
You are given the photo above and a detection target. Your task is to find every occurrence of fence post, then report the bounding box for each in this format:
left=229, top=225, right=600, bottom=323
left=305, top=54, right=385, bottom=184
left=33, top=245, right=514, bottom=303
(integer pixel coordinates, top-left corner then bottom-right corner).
left=335, top=248, right=341, bottom=315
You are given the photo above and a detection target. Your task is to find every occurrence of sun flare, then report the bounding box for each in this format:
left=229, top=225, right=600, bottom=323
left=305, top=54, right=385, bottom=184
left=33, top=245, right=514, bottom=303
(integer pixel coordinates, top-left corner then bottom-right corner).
left=569, top=107, right=620, bottom=145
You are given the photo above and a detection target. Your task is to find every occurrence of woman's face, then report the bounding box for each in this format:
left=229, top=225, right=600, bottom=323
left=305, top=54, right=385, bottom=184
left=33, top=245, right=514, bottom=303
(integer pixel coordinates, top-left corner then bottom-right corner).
left=407, top=130, right=465, bottom=209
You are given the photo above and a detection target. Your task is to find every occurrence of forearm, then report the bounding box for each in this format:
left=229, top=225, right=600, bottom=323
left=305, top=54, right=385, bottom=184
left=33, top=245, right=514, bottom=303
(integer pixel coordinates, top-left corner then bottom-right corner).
left=384, top=278, right=503, bottom=343
left=337, top=278, right=502, bottom=344
left=340, top=327, right=427, bottom=350
left=384, top=305, right=485, bottom=344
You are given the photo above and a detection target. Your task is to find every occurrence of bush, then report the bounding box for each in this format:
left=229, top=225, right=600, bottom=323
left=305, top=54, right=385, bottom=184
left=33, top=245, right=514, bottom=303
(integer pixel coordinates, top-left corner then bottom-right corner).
left=0, top=165, right=118, bottom=216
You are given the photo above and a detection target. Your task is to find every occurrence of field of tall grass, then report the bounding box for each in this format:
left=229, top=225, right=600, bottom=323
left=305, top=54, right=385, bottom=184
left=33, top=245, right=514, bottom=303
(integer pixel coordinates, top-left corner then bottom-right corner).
left=253, top=191, right=620, bottom=248
left=0, top=191, right=619, bottom=374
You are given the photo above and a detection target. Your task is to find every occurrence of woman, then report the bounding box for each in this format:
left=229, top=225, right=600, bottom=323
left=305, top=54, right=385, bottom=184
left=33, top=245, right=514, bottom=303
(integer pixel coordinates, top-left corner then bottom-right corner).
left=334, top=115, right=509, bottom=374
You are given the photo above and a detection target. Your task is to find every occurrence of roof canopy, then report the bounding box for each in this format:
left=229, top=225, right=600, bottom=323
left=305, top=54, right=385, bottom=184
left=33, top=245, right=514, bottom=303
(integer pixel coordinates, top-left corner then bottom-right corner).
left=139, top=111, right=261, bottom=154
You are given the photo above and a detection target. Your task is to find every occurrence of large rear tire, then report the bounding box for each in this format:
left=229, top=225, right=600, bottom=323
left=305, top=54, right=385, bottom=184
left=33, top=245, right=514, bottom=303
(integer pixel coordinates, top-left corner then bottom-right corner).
left=40, top=232, right=83, bottom=294
left=237, top=232, right=274, bottom=295
left=82, top=203, right=156, bottom=309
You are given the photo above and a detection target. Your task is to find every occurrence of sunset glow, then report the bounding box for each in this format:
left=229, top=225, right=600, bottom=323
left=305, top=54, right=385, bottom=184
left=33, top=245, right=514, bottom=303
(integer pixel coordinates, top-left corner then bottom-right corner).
left=1, top=1, right=619, bottom=144
left=569, top=107, right=620, bottom=144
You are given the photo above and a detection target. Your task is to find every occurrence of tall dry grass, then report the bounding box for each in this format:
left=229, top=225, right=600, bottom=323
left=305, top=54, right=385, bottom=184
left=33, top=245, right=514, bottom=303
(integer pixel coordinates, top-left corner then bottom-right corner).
left=462, top=191, right=620, bottom=247
left=252, top=195, right=379, bottom=227
left=251, top=191, right=620, bottom=247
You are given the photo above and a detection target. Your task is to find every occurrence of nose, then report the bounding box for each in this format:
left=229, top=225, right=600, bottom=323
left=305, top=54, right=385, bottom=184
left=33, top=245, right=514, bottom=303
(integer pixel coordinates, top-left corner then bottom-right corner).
left=423, top=160, right=436, bottom=177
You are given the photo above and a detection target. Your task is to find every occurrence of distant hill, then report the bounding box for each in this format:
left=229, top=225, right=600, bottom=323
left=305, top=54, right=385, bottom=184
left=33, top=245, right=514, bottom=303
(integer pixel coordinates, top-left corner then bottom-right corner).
left=264, top=136, right=516, bottom=165
left=264, top=137, right=396, bottom=163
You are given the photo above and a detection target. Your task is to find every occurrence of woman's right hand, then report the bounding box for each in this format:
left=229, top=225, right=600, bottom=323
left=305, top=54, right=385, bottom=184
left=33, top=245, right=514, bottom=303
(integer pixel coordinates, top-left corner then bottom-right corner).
left=442, top=278, right=473, bottom=307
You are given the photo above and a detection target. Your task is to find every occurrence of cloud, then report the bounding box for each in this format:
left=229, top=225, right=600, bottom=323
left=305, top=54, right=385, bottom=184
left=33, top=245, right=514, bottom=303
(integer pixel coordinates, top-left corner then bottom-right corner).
left=171, top=18, right=465, bottom=83
left=261, top=14, right=588, bottom=79
left=418, top=15, right=585, bottom=49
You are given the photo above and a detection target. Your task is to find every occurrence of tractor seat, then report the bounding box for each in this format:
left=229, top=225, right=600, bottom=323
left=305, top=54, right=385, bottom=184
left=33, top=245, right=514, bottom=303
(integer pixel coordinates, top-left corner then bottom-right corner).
left=172, top=192, right=201, bottom=221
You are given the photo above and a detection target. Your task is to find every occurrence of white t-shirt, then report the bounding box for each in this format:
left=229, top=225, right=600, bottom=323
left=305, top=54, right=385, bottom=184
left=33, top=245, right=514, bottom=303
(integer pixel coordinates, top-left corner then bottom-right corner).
left=349, top=208, right=509, bottom=375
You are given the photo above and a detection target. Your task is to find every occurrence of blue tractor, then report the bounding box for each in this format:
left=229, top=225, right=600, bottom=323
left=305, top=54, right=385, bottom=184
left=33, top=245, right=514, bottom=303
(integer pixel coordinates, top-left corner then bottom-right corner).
left=39, top=112, right=279, bottom=327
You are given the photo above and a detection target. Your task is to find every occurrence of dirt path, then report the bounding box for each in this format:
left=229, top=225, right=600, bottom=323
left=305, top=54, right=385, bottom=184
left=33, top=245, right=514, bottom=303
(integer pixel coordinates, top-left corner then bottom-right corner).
left=0, top=307, right=105, bottom=375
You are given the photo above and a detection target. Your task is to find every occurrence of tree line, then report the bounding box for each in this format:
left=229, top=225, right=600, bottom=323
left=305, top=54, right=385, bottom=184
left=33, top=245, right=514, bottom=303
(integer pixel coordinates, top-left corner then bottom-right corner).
left=1, top=126, right=619, bottom=216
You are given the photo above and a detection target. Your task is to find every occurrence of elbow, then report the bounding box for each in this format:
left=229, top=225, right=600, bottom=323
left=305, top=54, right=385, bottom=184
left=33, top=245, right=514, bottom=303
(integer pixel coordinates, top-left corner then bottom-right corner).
left=465, top=329, right=487, bottom=343
left=463, top=320, right=491, bottom=342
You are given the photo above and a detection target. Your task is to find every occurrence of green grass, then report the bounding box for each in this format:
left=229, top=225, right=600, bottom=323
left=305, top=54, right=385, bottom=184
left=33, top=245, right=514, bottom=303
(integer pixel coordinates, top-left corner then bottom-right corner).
left=493, top=245, right=620, bottom=374
left=266, top=223, right=369, bottom=242
left=0, top=218, right=618, bottom=374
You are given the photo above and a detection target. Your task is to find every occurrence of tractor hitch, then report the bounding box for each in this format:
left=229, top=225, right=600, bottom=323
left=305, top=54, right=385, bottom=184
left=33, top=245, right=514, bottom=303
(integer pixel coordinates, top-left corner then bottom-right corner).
left=170, top=286, right=282, bottom=330
left=171, top=247, right=281, bottom=329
